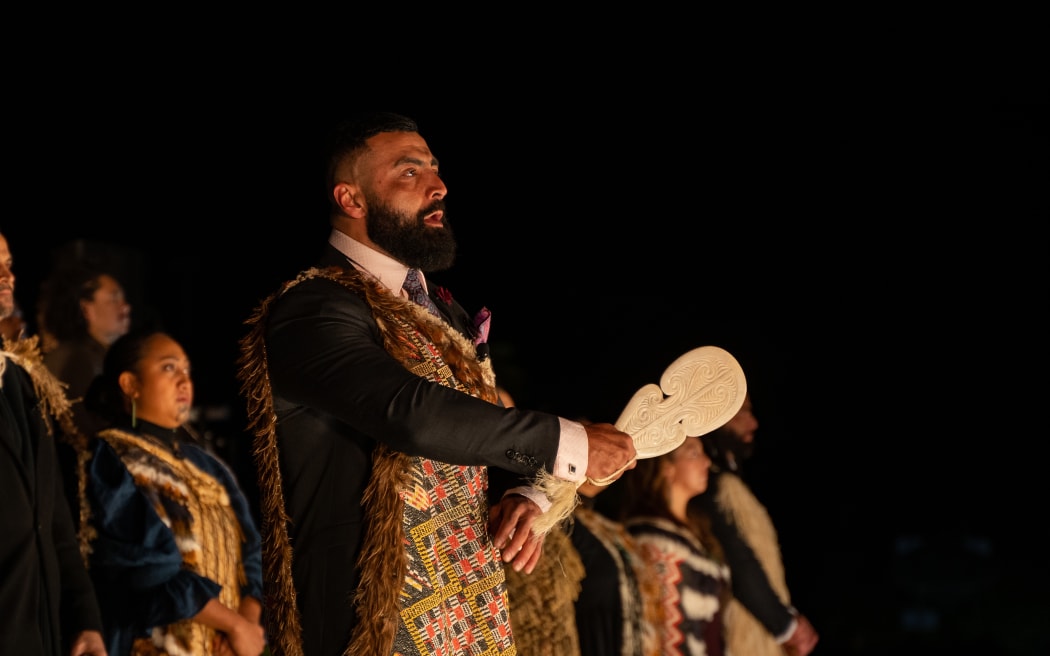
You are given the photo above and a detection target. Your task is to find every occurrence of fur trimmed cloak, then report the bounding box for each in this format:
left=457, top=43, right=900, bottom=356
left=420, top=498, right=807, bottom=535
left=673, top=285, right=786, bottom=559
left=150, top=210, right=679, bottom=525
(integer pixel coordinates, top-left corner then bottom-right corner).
left=238, top=266, right=518, bottom=656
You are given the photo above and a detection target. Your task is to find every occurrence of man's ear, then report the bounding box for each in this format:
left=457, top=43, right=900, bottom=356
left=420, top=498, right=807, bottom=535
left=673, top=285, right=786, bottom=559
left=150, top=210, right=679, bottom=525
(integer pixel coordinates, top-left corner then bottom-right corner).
left=334, top=183, right=365, bottom=218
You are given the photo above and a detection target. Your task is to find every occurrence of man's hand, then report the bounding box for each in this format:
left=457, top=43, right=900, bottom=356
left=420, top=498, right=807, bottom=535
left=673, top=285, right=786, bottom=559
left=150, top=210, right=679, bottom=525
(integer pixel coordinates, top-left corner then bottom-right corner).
left=488, top=494, right=544, bottom=574
left=583, top=422, right=637, bottom=485
left=783, top=614, right=819, bottom=656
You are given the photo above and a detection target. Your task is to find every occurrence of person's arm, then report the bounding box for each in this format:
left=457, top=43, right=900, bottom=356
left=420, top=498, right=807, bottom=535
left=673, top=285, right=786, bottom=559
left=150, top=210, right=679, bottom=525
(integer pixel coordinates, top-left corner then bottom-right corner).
left=266, top=280, right=634, bottom=483
left=193, top=598, right=265, bottom=656
left=237, top=596, right=263, bottom=625
left=697, top=481, right=797, bottom=637
left=45, top=412, right=106, bottom=649
left=267, top=280, right=559, bottom=468
left=87, top=442, right=223, bottom=626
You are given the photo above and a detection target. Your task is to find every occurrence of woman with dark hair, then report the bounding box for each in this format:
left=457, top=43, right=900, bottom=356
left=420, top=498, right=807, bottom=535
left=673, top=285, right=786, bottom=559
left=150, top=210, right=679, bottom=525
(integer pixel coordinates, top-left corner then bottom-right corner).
left=82, top=329, right=265, bottom=656
left=621, top=435, right=731, bottom=656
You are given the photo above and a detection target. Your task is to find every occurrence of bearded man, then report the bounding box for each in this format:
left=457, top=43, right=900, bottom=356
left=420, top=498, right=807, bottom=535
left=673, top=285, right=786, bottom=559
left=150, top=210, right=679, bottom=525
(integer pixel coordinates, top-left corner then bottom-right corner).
left=237, top=112, right=637, bottom=656
left=0, top=230, right=107, bottom=656
left=696, top=393, right=820, bottom=656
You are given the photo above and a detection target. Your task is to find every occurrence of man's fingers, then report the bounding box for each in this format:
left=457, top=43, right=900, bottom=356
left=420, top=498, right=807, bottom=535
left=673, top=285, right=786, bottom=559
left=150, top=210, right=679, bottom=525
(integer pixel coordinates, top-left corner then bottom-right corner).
left=508, top=535, right=543, bottom=572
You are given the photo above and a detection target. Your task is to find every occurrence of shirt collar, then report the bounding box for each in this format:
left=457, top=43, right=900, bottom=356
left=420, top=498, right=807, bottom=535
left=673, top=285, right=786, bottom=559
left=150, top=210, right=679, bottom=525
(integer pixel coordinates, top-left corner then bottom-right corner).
left=328, top=229, right=428, bottom=294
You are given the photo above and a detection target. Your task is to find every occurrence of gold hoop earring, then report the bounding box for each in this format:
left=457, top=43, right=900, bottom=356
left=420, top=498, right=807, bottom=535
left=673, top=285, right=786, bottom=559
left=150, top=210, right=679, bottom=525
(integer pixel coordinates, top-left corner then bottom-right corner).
left=131, top=397, right=137, bottom=428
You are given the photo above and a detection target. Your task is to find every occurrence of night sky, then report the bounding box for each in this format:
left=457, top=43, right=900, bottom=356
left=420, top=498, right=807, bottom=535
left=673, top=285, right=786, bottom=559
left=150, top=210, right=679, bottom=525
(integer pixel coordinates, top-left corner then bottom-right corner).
left=4, top=44, right=1046, bottom=654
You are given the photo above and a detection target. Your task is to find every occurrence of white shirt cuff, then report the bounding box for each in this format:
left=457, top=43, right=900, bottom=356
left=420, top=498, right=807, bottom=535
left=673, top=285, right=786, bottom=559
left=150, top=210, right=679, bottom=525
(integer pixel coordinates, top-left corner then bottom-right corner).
left=552, top=417, right=588, bottom=483
left=503, top=486, right=552, bottom=513
left=775, top=614, right=799, bottom=644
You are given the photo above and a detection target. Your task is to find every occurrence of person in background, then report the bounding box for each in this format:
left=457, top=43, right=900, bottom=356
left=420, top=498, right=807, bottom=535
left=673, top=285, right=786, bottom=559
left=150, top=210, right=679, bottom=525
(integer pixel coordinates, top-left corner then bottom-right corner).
left=694, top=393, right=819, bottom=655
left=622, top=434, right=731, bottom=656
left=573, top=478, right=665, bottom=656
left=82, top=329, right=264, bottom=656
left=499, top=391, right=585, bottom=656
left=40, top=263, right=132, bottom=405
left=503, top=509, right=585, bottom=655
left=236, top=110, right=637, bottom=656
left=504, top=480, right=669, bottom=656
left=0, top=230, right=108, bottom=656
left=503, top=401, right=662, bottom=656
left=39, top=264, right=133, bottom=537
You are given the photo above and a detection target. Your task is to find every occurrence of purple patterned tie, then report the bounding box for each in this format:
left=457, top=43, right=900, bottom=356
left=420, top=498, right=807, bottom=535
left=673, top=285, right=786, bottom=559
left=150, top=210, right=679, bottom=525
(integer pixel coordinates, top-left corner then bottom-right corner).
left=403, top=269, right=440, bottom=316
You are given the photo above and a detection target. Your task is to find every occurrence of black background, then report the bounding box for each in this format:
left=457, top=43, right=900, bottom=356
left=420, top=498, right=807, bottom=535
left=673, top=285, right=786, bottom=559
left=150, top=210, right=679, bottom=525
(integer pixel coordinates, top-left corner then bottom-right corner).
left=4, top=30, right=1046, bottom=654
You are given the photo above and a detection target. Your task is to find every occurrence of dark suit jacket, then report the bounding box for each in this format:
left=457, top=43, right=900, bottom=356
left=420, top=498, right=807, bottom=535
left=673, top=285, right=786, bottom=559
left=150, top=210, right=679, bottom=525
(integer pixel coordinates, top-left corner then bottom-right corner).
left=262, top=245, right=565, bottom=655
left=0, top=356, right=104, bottom=656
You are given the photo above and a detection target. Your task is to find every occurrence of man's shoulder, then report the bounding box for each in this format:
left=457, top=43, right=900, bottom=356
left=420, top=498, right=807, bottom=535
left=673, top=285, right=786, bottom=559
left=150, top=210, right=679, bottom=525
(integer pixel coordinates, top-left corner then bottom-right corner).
left=258, top=267, right=378, bottom=336
left=2, top=340, right=70, bottom=420
left=0, top=352, right=31, bottom=388
left=715, top=470, right=765, bottom=509
left=3, top=338, right=46, bottom=379
left=271, top=267, right=373, bottom=307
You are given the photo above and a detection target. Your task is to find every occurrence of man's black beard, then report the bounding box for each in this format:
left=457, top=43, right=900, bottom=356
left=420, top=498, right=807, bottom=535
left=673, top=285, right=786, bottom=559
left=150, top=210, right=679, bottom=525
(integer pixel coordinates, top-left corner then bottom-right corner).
left=365, top=194, right=456, bottom=272
left=701, top=427, right=755, bottom=473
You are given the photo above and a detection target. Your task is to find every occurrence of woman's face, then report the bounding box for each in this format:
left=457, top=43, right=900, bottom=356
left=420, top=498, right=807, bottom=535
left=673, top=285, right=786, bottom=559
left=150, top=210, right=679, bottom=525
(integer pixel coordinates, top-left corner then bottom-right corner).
left=121, top=333, right=193, bottom=429
left=665, top=435, right=712, bottom=498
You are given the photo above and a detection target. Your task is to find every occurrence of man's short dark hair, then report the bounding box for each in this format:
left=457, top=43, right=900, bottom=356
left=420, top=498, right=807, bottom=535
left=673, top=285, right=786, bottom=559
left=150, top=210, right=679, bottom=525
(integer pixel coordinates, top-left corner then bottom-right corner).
left=324, top=111, right=419, bottom=195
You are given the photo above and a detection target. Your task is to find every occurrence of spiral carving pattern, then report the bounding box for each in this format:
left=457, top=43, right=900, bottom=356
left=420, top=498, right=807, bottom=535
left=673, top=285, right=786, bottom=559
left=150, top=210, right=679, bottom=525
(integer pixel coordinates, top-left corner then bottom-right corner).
left=615, top=346, right=747, bottom=458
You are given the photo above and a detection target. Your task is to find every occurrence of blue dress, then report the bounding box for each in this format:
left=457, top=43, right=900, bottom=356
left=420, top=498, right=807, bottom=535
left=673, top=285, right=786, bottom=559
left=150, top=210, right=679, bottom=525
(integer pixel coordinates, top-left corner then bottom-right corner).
left=85, top=419, right=263, bottom=655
